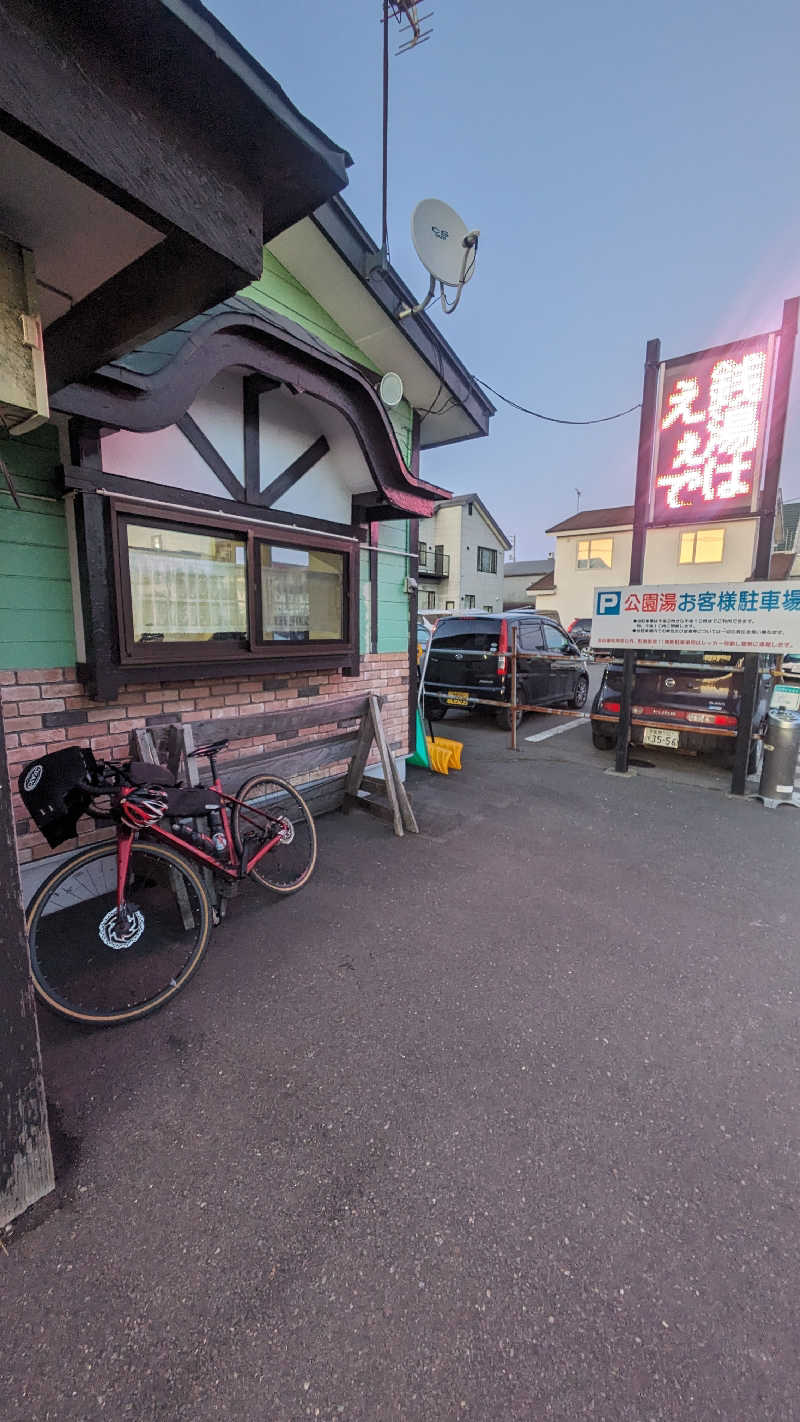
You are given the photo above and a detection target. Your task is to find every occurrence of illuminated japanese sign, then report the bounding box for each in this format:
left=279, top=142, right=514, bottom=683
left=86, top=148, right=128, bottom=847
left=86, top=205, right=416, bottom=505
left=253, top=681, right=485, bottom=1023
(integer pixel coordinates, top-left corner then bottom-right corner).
left=591, top=581, right=799, bottom=653
left=651, top=334, right=775, bottom=525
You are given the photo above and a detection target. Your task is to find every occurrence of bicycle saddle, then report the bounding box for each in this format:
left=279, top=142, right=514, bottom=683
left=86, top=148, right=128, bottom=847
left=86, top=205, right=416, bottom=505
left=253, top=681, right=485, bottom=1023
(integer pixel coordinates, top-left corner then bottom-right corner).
left=188, top=739, right=229, bottom=757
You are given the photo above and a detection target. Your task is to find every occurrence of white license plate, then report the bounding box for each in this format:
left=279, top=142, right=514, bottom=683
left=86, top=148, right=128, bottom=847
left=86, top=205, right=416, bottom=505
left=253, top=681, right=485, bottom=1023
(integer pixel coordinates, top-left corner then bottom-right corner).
left=643, top=727, right=680, bottom=749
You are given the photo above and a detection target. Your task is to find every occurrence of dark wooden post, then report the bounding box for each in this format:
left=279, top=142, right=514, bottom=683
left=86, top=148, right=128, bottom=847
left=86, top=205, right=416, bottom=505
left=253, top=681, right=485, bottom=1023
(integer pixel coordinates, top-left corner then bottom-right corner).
left=0, top=715, right=54, bottom=1226
left=614, top=337, right=661, bottom=774
left=731, top=296, right=799, bottom=795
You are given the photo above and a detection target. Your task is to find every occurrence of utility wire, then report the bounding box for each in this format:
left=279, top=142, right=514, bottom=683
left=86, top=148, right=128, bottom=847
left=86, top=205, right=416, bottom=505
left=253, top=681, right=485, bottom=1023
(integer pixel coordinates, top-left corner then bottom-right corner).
left=476, top=378, right=642, bottom=426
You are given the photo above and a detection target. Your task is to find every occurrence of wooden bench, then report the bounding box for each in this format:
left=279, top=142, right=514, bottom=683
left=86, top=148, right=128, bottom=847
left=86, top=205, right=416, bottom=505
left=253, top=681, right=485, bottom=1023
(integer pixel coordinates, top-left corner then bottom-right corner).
left=130, top=691, right=417, bottom=839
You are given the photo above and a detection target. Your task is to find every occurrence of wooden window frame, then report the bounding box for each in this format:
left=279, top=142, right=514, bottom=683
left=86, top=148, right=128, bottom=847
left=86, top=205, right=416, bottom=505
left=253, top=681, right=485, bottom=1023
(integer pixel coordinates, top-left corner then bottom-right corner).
left=113, top=502, right=359, bottom=674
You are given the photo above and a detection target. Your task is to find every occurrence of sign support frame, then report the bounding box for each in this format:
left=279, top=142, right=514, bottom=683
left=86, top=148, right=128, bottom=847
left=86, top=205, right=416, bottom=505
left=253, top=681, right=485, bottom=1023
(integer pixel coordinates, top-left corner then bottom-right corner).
left=615, top=337, right=661, bottom=773
left=731, top=296, right=799, bottom=796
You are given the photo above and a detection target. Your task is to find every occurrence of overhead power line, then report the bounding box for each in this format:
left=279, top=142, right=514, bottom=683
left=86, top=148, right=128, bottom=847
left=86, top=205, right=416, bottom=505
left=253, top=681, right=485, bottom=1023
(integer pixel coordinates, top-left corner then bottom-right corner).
left=476, top=378, right=642, bottom=426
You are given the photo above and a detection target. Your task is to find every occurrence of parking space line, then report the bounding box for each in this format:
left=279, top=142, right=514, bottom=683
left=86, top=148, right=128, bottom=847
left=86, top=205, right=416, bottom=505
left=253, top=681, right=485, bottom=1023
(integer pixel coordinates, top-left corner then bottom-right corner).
left=525, top=719, right=586, bottom=744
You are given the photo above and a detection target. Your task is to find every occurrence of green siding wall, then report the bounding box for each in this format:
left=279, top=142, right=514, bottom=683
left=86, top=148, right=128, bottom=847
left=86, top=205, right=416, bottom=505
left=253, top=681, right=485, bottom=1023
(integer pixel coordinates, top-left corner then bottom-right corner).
left=242, top=248, right=414, bottom=468
left=376, top=521, right=411, bottom=654
left=0, top=426, right=75, bottom=670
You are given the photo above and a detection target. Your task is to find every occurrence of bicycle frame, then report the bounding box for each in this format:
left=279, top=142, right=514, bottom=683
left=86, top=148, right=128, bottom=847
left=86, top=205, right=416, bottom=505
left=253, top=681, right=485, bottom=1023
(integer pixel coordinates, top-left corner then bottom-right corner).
left=114, top=777, right=283, bottom=910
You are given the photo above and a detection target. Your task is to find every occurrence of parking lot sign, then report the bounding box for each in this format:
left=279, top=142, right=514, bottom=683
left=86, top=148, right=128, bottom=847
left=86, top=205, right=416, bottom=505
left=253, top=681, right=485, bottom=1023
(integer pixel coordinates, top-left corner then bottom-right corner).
left=591, top=581, right=800, bottom=653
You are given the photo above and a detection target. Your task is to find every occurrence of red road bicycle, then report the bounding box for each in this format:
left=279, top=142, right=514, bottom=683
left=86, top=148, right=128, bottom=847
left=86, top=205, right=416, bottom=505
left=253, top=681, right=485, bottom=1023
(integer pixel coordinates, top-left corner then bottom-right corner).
left=21, top=739, right=316, bottom=1026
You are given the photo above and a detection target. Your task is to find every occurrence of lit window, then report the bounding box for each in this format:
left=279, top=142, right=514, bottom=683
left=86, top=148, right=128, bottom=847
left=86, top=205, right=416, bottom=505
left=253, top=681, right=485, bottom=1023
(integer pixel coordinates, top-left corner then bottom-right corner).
left=577, top=537, right=613, bottom=569
left=678, top=528, right=725, bottom=564
left=477, top=546, right=497, bottom=573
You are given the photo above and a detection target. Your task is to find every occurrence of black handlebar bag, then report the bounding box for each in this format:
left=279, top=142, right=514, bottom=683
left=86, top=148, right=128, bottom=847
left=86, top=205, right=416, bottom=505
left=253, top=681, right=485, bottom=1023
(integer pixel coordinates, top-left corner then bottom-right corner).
left=18, top=747, right=98, bottom=848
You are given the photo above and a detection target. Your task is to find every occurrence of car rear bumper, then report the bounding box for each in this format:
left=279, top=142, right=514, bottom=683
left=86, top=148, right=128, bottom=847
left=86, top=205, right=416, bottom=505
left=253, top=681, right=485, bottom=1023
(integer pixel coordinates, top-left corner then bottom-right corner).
left=592, top=712, right=736, bottom=755
left=424, top=685, right=506, bottom=710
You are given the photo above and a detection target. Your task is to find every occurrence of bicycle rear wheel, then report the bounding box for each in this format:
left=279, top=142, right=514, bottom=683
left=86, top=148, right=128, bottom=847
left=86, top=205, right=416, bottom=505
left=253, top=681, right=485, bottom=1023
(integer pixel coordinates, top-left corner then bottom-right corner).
left=231, top=775, right=317, bottom=894
left=26, top=840, right=211, bottom=1025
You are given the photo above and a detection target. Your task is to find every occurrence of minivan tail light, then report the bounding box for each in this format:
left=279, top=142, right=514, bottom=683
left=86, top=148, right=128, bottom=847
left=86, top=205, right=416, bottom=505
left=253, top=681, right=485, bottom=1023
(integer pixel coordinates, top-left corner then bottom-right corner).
left=497, top=621, right=508, bottom=676
left=603, top=700, right=620, bottom=713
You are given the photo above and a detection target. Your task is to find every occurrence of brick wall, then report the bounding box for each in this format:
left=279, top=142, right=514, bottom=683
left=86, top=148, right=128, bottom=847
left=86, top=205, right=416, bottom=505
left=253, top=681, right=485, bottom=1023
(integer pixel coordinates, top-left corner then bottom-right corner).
left=2, top=654, right=410, bottom=865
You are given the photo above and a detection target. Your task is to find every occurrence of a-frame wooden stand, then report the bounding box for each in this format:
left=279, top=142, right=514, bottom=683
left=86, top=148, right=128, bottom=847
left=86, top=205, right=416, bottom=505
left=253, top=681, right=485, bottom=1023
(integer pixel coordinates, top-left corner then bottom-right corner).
left=342, top=694, right=418, bottom=836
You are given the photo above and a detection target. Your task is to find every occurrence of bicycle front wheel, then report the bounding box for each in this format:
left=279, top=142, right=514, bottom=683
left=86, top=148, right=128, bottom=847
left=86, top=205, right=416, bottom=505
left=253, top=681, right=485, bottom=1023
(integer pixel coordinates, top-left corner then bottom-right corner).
left=26, top=840, right=211, bottom=1025
left=231, top=775, right=317, bottom=894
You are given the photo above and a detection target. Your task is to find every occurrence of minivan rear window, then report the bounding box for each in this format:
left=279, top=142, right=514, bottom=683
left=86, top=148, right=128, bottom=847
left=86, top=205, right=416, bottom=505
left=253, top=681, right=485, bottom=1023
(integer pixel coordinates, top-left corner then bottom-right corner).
left=431, top=618, right=501, bottom=652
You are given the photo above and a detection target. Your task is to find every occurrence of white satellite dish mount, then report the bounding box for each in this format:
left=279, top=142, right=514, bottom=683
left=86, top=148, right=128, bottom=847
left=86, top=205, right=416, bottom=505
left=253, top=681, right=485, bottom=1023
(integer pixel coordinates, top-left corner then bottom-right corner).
left=396, top=198, right=479, bottom=320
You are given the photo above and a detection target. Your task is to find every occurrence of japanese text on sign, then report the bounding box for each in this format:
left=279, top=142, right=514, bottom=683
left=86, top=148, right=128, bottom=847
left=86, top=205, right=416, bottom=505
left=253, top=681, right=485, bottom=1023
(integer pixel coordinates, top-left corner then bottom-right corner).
left=652, top=335, right=774, bottom=524
left=591, top=581, right=800, bottom=653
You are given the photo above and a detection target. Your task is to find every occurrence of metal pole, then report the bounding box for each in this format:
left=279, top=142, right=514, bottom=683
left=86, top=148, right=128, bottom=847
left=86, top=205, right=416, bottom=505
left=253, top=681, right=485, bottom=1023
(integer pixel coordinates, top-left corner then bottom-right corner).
left=381, top=1, right=390, bottom=258
left=511, top=623, right=519, bottom=751
left=615, top=336, right=661, bottom=774
left=731, top=296, right=799, bottom=796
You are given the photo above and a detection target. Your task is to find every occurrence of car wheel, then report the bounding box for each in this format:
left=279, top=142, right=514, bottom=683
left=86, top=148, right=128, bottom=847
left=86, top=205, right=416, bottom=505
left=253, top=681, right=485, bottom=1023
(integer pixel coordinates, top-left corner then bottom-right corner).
left=569, top=675, right=589, bottom=709
left=592, top=727, right=615, bottom=751
left=496, top=706, right=523, bottom=730
left=424, top=698, right=447, bottom=722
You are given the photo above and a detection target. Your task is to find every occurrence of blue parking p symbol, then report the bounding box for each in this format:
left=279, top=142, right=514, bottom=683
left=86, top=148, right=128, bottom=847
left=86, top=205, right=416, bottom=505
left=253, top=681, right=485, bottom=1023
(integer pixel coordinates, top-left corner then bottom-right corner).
left=596, top=590, right=621, bottom=616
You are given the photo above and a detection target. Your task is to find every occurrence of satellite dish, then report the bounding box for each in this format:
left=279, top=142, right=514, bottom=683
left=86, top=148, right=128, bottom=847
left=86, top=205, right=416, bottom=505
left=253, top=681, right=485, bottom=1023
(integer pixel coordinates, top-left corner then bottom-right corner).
left=379, top=371, right=404, bottom=407
left=411, top=199, right=478, bottom=287
left=396, top=198, right=479, bottom=320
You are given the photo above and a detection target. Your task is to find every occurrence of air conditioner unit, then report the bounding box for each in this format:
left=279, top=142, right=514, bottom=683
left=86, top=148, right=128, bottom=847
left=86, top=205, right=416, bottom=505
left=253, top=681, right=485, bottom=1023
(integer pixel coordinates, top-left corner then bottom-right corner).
left=0, top=234, right=49, bottom=435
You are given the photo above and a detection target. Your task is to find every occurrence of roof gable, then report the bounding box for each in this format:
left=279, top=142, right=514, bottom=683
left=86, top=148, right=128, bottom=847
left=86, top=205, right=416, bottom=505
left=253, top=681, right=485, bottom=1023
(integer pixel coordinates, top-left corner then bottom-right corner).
left=546, top=505, right=634, bottom=535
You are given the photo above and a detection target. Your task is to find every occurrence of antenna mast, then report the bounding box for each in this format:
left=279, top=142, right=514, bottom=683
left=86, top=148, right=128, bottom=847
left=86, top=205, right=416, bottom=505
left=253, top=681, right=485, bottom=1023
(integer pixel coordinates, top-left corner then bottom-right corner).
left=369, top=3, right=434, bottom=278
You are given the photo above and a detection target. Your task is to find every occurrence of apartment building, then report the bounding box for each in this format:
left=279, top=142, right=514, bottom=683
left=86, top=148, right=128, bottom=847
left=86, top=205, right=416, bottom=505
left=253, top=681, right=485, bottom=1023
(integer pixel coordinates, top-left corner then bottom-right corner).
left=417, top=494, right=511, bottom=613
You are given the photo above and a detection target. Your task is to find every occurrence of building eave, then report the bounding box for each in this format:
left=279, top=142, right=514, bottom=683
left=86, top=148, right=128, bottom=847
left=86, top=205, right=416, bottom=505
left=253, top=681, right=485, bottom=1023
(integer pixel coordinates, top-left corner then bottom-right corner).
left=307, top=198, right=494, bottom=448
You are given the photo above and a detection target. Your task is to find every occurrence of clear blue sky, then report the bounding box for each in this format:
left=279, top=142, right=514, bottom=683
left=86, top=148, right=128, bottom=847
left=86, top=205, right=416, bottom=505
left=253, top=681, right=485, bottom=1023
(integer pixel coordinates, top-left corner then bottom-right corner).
left=210, top=0, right=800, bottom=556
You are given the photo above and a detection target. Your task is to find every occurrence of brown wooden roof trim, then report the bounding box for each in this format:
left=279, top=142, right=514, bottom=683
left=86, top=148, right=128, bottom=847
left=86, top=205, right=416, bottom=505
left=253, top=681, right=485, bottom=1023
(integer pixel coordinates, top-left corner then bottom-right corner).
left=52, top=308, right=447, bottom=519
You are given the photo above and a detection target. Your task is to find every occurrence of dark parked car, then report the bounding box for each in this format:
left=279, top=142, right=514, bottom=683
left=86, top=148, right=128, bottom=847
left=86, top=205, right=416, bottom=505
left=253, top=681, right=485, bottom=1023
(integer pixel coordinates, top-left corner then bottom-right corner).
left=590, top=649, right=775, bottom=773
left=567, top=617, right=592, bottom=650
left=423, top=613, right=589, bottom=729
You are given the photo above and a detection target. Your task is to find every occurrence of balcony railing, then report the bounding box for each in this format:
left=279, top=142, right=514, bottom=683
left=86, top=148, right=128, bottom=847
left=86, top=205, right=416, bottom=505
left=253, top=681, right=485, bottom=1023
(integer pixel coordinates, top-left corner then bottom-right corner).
left=418, top=547, right=450, bottom=578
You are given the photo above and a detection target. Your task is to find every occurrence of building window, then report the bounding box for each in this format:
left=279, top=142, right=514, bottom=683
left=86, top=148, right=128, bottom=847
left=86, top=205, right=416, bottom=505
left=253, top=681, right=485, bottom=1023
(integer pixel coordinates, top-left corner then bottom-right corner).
left=679, top=527, right=725, bottom=564
left=483, top=604, right=493, bottom=611
left=445, top=600, right=455, bottom=609
left=114, top=507, right=355, bottom=669
left=463, top=594, right=476, bottom=608
left=126, top=524, right=248, bottom=645
left=576, top=537, right=613, bottom=569
left=467, top=502, right=473, bottom=516
left=419, top=541, right=427, bottom=563
left=426, top=590, right=437, bottom=609
left=477, top=546, right=498, bottom=573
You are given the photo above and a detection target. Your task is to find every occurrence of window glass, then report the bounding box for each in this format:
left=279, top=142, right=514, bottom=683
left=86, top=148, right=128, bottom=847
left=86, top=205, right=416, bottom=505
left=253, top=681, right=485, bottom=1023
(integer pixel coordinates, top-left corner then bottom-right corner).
left=445, top=600, right=455, bottom=609
left=127, top=523, right=247, bottom=644
left=477, top=546, right=497, bottom=573
left=577, top=537, right=613, bottom=569
left=543, top=623, right=570, bottom=652
left=463, top=594, right=476, bottom=608
left=696, top=527, right=724, bottom=562
left=432, top=618, right=500, bottom=651
left=518, top=621, right=544, bottom=651
left=259, top=543, right=344, bottom=642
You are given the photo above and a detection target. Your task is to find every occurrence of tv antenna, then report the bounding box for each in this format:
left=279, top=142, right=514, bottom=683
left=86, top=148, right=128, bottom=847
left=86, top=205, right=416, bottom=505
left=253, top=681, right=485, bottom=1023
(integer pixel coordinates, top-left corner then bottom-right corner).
left=365, top=4, right=479, bottom=319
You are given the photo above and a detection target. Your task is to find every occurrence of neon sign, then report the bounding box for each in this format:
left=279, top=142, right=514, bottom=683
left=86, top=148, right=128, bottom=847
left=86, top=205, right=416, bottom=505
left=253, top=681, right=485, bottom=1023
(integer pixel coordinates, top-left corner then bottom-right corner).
left=651, top=334, right=775, bottom=524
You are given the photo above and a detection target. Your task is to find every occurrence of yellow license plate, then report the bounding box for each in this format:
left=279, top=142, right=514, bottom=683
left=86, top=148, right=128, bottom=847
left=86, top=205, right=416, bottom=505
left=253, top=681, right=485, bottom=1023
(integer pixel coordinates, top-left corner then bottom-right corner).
left=447, top=690, right=469, bottom=707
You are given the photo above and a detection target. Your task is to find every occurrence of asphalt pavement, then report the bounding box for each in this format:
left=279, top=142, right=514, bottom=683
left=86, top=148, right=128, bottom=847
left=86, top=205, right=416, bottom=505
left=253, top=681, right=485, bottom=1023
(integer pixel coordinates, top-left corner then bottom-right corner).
left=3, top=710, right=800, bottom=1421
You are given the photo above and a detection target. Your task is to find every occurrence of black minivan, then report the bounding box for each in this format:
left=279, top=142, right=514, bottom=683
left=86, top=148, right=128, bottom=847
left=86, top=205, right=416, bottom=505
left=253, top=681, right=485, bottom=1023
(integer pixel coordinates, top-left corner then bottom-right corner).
left=423, top=612, right=589, bottom=729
